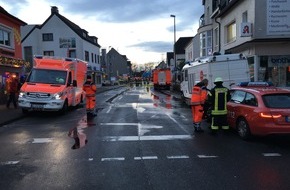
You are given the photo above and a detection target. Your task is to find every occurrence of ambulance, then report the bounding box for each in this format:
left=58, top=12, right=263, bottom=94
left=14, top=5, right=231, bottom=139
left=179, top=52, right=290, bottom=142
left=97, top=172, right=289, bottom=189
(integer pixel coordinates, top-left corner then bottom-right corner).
left=152, top=68, right=171, bottom=90
left=180, top=53, right=250, bottom=104
left=18, top=56, right=87, bottom=114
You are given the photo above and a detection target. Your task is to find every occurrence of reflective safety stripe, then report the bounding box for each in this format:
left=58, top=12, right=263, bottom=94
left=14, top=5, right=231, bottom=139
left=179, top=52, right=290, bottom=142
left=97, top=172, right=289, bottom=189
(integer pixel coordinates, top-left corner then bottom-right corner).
left=211, top=118, right=219, bottom=129
left=212, top=88, right=228, bottom=115
left=222, top=126, right=229, bottom=130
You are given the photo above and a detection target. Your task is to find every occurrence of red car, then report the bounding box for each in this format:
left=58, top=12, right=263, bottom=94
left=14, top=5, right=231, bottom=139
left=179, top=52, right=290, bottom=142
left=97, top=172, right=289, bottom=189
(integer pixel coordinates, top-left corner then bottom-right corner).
left=227, top=82, right=290, bottom=140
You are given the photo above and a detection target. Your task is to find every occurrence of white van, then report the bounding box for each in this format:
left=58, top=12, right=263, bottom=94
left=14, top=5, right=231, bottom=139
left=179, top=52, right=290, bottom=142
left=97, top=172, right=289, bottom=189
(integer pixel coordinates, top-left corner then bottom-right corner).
left=180, top=53, right=250, bottom=104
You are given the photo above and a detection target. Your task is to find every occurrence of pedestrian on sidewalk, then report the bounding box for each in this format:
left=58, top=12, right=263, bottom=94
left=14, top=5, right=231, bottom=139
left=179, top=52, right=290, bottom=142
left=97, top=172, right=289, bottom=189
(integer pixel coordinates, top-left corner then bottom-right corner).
left=6, top=77, right=19, bottom=109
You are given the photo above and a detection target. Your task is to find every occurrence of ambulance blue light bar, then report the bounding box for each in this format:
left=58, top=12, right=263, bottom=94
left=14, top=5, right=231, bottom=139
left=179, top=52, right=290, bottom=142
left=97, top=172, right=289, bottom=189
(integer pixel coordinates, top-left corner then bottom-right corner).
left=238, top=82, right=274, bottom=87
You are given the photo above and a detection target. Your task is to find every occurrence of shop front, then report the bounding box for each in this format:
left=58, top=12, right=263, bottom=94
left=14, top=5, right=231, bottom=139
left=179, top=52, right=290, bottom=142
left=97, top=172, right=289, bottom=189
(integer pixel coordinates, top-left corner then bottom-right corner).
left=256, top=55, right=290, bottom=88
left=0, top=55, right=28, bottom=104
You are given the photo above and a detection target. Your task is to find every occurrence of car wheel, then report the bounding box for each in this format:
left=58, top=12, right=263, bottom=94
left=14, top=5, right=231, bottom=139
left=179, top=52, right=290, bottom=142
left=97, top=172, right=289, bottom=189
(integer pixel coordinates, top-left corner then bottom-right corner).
left=22, top=109, right=29, bottom=114
left=236, top=118, right=251, bottom=140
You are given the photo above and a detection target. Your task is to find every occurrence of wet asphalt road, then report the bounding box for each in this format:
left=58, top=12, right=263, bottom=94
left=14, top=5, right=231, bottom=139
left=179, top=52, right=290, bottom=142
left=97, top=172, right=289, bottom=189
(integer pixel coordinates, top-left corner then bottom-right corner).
left=0, top=85, right=290, bottom=190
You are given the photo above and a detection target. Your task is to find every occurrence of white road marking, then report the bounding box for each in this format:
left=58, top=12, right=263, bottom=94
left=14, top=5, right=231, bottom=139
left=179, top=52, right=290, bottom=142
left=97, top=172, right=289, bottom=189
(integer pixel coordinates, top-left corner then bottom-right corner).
left=166, top=113, right=190, bottom=134
left=103, top=135, right=192, bottom=141
left=134, top=156, right=158, bottom=160
left=88, top=158, right=94, bottom=161
left=32, top=138, right=53, bottom=143
left=167, top=155, right=190, bottom=159
left=197, top=155, right=218, bottom=158
left=101, top=157, right=125, bottom=161
left=106, top=106, right=112, bottom=113
left=100, top=123, right=139, bottom=126
left=263, top=153, right=281, bottom=157
left=2, top=161, right=20, bottom=165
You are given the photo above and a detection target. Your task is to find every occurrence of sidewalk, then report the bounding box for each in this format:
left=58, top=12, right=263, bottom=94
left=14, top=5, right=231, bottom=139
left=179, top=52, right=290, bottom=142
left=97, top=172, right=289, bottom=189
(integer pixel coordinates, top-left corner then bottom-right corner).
left=0, top=85, right=122, bottom=127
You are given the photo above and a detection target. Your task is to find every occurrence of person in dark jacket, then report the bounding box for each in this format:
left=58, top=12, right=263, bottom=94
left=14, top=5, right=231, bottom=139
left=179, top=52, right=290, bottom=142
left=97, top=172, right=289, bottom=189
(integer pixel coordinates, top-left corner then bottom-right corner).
left=6, top=77, right=19, bottom=109
left=209, top=77, right=231, bottom=134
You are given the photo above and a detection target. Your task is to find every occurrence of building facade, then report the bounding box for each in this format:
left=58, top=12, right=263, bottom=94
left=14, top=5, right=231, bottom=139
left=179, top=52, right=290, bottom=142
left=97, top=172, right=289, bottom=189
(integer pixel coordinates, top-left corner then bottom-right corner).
left=21, top=6, right=102, bottom=86
left=0, top=6, right=28, bottom=104
left=197, top=0, right=290, bottom=88
left=106, top=48, right=130, bottom=83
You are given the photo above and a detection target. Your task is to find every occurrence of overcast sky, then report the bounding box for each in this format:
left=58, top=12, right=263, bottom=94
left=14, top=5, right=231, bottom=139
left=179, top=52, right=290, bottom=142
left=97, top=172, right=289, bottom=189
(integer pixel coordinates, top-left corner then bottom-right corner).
left=1, top=0, right=203, bottom=64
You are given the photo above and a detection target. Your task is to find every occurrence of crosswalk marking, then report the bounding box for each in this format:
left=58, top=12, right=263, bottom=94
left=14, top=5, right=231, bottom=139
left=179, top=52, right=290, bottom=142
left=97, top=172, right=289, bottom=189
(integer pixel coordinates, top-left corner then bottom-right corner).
left=101, top=157, right=125, bottom=161
left=263, top=153, right=281, bottom=157
left=167, top=155, right=189, bottom=159
left=197, top=155, right=218, bottom=158
left=134, top=156, right=158, bottom=160
left=103, top=135, right=192, bottom=141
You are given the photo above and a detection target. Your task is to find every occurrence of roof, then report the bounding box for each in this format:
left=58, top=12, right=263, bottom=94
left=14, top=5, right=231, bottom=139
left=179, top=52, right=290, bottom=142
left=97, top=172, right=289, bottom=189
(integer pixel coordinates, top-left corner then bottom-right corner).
left=0, top=6, right=27, bottom=25
left=175, top=37, right=193, bottom=54
left=22, top=7, right=100, bottom=47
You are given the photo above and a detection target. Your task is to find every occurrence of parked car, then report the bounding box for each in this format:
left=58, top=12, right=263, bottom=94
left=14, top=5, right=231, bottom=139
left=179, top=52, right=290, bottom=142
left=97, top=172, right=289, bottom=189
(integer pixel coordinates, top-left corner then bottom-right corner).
left=102, top=80, right=111, bottom=86
left=227, top=82, right=290, bottom=140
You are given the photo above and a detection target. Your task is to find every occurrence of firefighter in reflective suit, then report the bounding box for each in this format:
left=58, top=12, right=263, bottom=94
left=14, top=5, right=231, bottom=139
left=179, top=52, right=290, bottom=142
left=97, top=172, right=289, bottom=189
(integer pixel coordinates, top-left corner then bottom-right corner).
left=209, top=77, right=231, bottom=134
left=191, top=81, right=207, bottom=133
left=83, top=75, right=97, bottom=116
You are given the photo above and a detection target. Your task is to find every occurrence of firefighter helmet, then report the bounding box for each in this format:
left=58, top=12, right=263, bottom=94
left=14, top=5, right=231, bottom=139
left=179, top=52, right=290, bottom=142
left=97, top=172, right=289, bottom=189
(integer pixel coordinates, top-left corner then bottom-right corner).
left=214, top=77, right=223, bottom=83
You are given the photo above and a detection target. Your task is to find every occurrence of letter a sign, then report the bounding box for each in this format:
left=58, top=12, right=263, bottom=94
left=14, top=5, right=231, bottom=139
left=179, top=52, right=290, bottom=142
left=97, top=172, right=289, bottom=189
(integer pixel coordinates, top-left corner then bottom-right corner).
left=240, top=23, right=252, bottom=37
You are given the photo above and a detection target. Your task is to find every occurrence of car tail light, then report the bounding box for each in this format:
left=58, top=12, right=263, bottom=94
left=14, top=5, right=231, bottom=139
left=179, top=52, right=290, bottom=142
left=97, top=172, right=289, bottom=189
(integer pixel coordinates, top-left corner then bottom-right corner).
left=260, top=112, right=282, bottom=119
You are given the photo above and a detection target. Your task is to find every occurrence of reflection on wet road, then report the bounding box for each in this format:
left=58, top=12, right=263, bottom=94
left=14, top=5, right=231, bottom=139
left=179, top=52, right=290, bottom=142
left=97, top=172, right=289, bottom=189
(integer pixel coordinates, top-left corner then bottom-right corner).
left=68, top=115, right=96, bottom=149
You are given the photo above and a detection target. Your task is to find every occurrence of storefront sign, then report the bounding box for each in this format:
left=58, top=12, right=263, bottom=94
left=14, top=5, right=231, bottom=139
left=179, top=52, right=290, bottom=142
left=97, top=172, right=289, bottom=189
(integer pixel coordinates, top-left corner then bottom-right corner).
left=267, top=0, right=290, bottom=35
left=240, top=23, right=252, bottom=37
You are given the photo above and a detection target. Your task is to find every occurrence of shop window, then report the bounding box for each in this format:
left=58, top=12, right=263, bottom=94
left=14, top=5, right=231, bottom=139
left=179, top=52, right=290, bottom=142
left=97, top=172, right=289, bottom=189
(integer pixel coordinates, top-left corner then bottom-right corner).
left=259, top=55, right=290, bottom=87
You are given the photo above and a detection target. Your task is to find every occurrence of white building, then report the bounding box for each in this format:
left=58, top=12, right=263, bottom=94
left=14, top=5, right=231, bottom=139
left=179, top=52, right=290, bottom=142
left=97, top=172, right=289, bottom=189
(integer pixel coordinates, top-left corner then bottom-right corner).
left=196, top=0, right=290, bottom=88
left=21, top=6, right=102, bottom=86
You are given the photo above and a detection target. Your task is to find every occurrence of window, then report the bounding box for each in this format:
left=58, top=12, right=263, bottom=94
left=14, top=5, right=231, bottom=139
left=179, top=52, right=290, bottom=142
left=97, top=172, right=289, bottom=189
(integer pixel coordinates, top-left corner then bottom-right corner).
left=230, top=90, right=246, bottom=103
left=214, top=27, right=219, bottom=52
left=244, top=93, right=257, bottom=106
left=85, top=51, right=89, bottom=61
left=91, top=53, right=94, bottom=63
left=184, top=70, right=188, bottom=81
left=200, top=30, right=212, bottom=57
left=226, top=22, right=236, bottom=43
left=42, top=33, right=53, bottom=41
left=242, top=11, right=248, bottom=22
left=43, top=51, right=54, bottom=56
left=0, top=29, right=11, bottom=46
left=68, top=50, right=76, bottom=58
left=263, top=94, right=290, bottom=108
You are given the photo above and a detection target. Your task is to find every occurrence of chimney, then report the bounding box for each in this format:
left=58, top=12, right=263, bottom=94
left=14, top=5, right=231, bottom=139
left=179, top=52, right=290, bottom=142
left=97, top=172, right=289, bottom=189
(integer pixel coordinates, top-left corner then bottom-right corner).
left=51, top=6, right=59, bottom=14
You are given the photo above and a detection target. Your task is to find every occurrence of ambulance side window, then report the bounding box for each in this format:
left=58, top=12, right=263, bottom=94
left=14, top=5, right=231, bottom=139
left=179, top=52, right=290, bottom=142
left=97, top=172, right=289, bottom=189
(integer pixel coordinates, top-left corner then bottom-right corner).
left=185, top=70, right=188, bottom=81
left=67, top=72, right=72, bottom=85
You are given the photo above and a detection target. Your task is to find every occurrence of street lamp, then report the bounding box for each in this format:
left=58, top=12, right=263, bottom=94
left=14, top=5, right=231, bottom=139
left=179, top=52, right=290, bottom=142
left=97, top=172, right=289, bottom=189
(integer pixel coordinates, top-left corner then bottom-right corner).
left=170, top=14, right=176, bottom=69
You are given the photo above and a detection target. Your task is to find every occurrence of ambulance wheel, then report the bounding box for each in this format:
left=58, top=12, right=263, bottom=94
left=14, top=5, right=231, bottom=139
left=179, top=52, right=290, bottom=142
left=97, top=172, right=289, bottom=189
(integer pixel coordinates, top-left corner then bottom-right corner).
left=60, top=100, right=68, bottom=115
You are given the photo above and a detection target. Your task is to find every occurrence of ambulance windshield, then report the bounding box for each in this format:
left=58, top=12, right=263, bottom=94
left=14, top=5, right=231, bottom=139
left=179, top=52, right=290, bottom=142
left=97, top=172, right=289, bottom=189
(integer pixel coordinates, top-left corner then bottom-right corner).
left=27, top=69, right=67, bottom=85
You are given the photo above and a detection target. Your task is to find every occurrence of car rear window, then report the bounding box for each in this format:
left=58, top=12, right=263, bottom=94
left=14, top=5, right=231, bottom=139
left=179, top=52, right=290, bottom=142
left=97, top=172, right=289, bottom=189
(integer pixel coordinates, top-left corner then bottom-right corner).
left=263, top=94, right=290, bottom=108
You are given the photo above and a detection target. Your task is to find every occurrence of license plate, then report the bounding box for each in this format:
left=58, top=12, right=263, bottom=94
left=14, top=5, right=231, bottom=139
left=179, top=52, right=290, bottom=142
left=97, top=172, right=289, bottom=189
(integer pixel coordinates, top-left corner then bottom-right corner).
left=31, top=104, right=44, bottom=109
left=286, top=116, right=290, bottom=122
